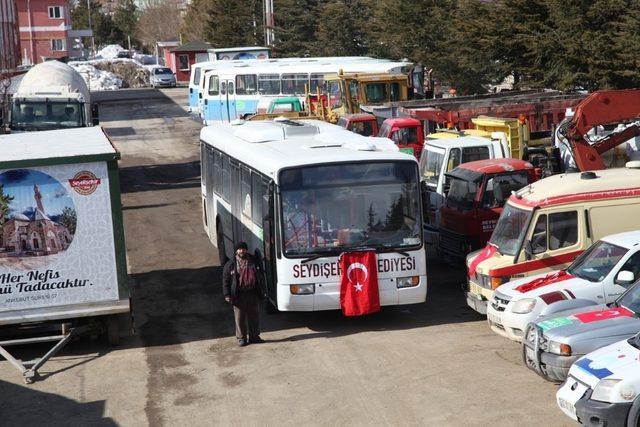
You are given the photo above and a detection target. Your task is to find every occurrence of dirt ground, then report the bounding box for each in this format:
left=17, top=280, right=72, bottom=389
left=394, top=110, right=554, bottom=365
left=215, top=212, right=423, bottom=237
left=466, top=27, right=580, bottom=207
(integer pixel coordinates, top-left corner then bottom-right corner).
left=0, top=89, right=572, bottom=427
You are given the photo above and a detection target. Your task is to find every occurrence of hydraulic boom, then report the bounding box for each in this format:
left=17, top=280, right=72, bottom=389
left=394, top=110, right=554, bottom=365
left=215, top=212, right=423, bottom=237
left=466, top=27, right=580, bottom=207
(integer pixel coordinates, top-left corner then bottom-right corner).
left=561, top=89, right=640, bottom=171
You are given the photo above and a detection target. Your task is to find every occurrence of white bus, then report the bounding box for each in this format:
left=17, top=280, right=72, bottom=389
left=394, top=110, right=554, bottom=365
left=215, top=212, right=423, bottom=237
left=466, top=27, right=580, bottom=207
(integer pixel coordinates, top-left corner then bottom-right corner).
left=188, top=57, right=403, bottom=114
left=192, top=57, right=415, bottom=121
left=200, top=119, right=427, bottom=312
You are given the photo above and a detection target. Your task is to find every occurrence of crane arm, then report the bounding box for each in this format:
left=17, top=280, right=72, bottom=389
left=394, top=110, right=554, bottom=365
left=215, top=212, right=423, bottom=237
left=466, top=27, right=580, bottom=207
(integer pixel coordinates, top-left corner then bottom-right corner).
left=563, top=89, right=640, bottom=171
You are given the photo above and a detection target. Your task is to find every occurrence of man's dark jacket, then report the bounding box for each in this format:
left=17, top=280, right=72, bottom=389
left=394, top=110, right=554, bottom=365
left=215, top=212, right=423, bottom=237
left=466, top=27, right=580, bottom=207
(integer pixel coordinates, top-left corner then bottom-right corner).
left=222, top=255, right=267, bottom=303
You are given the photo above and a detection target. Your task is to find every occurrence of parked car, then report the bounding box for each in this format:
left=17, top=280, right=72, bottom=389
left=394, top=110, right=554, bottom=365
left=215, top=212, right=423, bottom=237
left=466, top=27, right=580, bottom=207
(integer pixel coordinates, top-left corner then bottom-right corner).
left=149, top=67, right=176, bottom=88
left=523, top=273, right=640, bottom=382
left=556, top=334, right=640, bottom=425
left=486, top=230, right=640, bottom=342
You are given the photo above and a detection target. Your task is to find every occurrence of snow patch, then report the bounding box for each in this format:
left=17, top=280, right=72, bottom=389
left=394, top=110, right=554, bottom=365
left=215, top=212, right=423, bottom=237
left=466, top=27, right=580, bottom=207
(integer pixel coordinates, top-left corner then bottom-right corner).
left=69, top=63, right=122, bottom=91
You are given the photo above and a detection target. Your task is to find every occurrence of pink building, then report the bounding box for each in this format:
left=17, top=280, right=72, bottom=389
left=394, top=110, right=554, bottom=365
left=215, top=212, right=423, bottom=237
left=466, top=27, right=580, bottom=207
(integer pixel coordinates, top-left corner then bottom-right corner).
left=16, top=0, right=86, bottom=64
left=165, top=40, right=211, bottom=83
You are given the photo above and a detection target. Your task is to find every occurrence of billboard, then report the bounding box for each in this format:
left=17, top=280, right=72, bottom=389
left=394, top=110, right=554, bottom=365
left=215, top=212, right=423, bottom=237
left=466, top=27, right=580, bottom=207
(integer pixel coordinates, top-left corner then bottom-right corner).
left=0, top=162, right=119, bottom=312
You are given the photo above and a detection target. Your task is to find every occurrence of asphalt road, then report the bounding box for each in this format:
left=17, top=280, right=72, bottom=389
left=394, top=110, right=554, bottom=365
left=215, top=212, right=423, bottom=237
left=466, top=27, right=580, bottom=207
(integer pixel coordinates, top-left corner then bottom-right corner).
left=0, top=88, right=573, bottom=426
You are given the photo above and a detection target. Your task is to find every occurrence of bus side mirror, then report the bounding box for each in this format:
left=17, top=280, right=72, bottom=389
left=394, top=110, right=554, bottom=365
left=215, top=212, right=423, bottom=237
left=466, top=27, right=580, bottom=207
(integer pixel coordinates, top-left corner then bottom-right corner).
left=615, top=270, right=635, bottom=286
left=91, top=103, right=99, bottom=125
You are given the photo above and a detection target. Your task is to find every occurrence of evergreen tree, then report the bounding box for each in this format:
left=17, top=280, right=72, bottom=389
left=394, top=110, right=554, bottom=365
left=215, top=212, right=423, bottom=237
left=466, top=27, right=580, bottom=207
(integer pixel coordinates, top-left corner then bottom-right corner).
left=314, top=0, right=370, bottom=56
left=180, top=0, right=211, bottom=43
left=71, top=0, right=121, bottom=47
left=204, top=0, right=263, bottom=48
left=0, top=184, right=13, bottom=226
left=113, top=0, right=140, bottom=48
left=272, top=0, right=319, bottom=57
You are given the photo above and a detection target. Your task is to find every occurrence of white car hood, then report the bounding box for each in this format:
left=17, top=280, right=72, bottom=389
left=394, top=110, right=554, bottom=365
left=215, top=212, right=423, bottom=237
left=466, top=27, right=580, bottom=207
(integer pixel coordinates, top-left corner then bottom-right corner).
left=569, top=338, right=640, bottom=388
left=498, top=272, right=588, bottom=301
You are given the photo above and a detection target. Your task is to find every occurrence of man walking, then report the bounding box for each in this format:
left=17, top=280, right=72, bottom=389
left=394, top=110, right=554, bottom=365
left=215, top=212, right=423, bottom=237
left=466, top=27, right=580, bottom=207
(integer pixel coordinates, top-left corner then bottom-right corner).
left=222, top=242, right=266, bottom=346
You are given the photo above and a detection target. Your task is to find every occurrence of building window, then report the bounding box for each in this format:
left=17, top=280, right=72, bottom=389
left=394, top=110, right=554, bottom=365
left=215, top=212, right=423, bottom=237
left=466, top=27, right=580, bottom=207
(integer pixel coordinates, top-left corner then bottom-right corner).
left=51, top=39, right=65, bottom=51
left=48, top=6, right=63, bottom=18
left=178, top=54, right=189, bottom=71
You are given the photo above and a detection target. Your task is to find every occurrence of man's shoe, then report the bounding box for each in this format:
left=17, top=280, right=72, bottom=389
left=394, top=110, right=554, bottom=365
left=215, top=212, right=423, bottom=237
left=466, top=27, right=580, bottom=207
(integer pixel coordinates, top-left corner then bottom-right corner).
left=238, top=338, right=248, bottom=347
left=249, top=336, right=265, bottom=344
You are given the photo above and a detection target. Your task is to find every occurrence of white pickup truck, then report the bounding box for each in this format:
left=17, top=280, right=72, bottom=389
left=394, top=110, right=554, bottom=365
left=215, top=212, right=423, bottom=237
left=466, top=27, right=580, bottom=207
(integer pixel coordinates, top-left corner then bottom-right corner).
left=486, top=230, right=640, bottom=342
left=419, top=133, right=509, bottom=246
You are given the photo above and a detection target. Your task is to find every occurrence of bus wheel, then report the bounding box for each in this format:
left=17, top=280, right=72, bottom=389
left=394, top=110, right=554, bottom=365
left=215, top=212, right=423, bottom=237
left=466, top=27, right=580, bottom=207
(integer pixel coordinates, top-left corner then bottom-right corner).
left=217, top=224, right=229, bottom=265
left=265, top=298, right=280, bottom=315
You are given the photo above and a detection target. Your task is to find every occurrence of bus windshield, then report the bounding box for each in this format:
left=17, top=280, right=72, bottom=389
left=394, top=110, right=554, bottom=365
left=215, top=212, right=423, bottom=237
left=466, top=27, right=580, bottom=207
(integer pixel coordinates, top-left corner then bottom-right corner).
left=488, top=204, right=531, bottom=256
left=279, top=161, right=422, bottom=256
left=11, top=101, right=84, bottom=130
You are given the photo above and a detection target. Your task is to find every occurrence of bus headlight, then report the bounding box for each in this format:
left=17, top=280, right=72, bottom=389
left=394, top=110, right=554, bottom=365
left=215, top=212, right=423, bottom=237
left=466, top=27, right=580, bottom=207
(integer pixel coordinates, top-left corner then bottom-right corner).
left=290, top=284, right=315, bottom=295
left=511, top=298, right=537, bottom=314
left=397, top=276, right=420, bottom=288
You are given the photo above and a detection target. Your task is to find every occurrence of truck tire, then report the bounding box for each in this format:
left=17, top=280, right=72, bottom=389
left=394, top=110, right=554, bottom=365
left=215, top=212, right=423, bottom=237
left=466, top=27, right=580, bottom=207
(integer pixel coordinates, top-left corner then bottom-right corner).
left=217, top=223, right=229, bottom=266
left=106, top=316, right=120, bottom=346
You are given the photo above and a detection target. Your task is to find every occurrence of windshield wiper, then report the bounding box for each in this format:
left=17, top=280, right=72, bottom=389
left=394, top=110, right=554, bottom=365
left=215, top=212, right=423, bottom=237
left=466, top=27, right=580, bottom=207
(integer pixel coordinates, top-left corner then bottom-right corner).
left=300, top=253, right=334, bottom=264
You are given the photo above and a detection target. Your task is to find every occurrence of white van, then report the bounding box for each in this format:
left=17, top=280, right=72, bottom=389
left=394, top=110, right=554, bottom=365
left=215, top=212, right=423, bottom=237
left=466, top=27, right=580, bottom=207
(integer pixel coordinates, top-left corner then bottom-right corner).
left=466, top=165, right=640, bottom=314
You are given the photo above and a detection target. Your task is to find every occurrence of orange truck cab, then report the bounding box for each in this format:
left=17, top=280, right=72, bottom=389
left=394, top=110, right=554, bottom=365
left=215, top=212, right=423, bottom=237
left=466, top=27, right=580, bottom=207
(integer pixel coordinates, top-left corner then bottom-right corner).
left=377, top=117, right=424, bottom=158
left=438, top=158, right=538, bottom=262
left=336, top=113, right=379, bottom=137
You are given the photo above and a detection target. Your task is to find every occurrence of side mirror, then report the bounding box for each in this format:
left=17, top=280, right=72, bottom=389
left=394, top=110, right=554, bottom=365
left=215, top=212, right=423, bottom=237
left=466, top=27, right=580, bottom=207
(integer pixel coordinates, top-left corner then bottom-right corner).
left=615, top=270, right=635, bottom=286
left=523, top=240, right=533, bottom=261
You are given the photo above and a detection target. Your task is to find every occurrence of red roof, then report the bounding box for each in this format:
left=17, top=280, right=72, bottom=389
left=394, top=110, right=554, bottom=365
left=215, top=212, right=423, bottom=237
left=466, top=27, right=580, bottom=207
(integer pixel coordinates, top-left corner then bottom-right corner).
left=458, top=158, right=534, bottom=174
left=383, top=117, right=421, bottom=127
left=341, top=113, right=376, bottom=122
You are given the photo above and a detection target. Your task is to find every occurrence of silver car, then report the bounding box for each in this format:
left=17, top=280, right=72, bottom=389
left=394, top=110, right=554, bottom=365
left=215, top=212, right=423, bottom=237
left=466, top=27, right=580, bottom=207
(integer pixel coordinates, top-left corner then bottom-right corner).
left=522, top=280, right=640, bottom=382
left=150, top=67, right=176, bottom=88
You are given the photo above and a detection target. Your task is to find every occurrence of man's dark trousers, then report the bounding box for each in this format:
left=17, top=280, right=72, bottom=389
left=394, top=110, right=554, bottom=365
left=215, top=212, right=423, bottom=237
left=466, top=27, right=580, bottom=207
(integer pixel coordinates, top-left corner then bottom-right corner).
left=233, top=290, right=260, bottom=340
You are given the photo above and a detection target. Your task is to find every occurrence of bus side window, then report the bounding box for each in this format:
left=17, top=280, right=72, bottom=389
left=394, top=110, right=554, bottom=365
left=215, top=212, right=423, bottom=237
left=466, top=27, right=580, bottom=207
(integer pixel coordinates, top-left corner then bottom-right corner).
left=549, top=211, right=578, bottom=250
left=241, top=167, right=252, bottom=218
left=222, top=154, right=230, bottom=201
left=252, top=174, right=266, bottom=225
left=531, top=214, right=547, bottom=254
left=214, top=151, right=222, bottom=195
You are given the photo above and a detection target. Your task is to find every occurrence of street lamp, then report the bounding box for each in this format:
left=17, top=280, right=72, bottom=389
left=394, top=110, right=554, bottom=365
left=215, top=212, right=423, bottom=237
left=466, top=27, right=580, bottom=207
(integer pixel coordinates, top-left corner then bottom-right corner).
left=86, top=0, right=95, bottom=56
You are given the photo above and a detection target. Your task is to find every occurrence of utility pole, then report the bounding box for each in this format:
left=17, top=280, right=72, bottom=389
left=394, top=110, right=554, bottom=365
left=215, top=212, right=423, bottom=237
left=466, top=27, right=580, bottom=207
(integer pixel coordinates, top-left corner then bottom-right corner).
left=87, top=0, right=95, bottom=56
left=263, top=0, right=274, bottom=46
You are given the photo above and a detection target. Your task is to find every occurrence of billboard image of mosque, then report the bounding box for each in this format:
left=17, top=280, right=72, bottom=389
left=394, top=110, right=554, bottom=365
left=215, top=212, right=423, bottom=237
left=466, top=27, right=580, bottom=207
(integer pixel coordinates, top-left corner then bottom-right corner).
left=0, top=169, right=76, bottom=261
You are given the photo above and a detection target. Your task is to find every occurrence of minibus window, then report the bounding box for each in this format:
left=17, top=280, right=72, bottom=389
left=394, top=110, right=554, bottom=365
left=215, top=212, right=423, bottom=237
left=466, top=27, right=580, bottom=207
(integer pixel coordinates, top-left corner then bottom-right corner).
left=208, top=75, right=219, bottom=96
left=531, top=214, right=547, bottom=254
left=549, top=211, right=578, bottom=250
left=258, top=74, right=280, bottom=95
left=236, top=74, right=257, bottom=95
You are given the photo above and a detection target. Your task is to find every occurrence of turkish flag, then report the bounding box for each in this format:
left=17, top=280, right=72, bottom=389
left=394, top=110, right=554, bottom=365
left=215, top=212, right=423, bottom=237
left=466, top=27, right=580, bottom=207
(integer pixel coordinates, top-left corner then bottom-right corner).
left=339, top=251, right=380, bottom=316
left=574, top=307, right=633, bottom=324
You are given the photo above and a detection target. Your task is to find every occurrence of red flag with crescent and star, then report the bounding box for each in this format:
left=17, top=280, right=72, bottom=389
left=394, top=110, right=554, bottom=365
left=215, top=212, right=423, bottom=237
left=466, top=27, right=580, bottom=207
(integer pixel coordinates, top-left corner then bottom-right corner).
left=339, top=251, right=380, bottom=316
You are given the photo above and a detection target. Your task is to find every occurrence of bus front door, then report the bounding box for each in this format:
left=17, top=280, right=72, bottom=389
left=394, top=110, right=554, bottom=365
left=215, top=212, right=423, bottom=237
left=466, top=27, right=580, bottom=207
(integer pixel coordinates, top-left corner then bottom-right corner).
left=262, top=187, right=277, bottom=301
left=219, top=80, right=237, bottom=122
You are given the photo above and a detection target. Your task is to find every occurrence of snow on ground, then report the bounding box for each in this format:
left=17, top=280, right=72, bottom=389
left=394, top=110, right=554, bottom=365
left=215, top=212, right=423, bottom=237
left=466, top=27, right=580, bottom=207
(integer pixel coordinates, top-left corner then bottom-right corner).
left=69, top=62, right=122, bottom=91
left=96, top=44, right=124, bottom=60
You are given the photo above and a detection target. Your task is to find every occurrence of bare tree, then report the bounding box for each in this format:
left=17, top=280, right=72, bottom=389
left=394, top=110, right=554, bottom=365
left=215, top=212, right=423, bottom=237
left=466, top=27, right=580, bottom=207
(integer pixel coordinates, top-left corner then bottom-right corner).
left=136, top=0, right=182, bottom=49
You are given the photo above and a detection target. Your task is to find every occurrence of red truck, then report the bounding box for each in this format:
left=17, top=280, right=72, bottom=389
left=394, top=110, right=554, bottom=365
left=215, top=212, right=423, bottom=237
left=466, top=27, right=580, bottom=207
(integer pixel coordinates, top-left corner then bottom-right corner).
left=336, top=113, right=379, bottom=136
left=437, top=158, right=539, bottom=262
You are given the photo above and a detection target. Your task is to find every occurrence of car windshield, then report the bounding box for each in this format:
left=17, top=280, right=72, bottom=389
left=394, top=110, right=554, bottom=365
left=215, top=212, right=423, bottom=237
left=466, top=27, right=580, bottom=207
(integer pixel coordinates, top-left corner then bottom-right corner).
left=618, top=281, right=640, bottom=314
left=279, top=161, right=422, bottom=256
left=489, top=204, right=531, bottom=256
left=568, top=240, right=628, bottom=282
left=446, top=177, right=478, bottom=210
left=154, top=68, right=172, bottom=75
left=418, top=147, right=445, bottom=187
left=10, top=101, right=83, bottom=130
